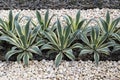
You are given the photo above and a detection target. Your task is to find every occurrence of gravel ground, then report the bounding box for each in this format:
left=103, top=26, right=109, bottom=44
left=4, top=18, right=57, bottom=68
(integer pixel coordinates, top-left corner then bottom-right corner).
left=0, top=8, right=120, bottom=80
left=0, top=8, right=120, bottom=27
left=0, top=60, right=120, bottom=80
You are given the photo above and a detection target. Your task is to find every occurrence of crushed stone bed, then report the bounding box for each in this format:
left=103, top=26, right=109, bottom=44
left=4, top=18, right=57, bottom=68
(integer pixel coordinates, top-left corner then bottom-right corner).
left=0, top=8, right=120, bottom=80
left=0, top=8, right=120, bottom=27
left=0, top=60, right=120, bottom=80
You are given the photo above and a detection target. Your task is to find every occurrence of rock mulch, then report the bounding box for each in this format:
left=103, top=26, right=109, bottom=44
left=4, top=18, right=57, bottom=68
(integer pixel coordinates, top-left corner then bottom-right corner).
left=0, top=8, right=120, bottom=27
left=0, top=60, right=120, bottom=80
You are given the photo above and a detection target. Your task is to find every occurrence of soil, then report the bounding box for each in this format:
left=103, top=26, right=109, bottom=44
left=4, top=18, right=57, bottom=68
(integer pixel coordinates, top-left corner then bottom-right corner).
left=0, top=0, right=120, bottom=10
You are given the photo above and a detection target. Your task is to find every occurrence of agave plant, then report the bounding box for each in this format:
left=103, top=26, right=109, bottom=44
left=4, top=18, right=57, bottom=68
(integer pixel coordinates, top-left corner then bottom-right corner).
left=0, top=10, right=20, bottom=33
left=64, top=10, right=92, bottom=39
left=111, top=33, right=120, bottom=52
left=99, top=11, right=120, bottom=39
left=41, top=19, right=82, bottom=67
left=64, top=11, right=86, bottom=32
left=79, top=26, right=112, bottom=65
left=0, top=19, right=44, bottom=65
left=33, top=10, right=55, bottom=38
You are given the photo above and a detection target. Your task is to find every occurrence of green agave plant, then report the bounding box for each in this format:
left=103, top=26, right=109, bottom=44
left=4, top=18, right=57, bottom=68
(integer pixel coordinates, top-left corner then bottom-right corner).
left=33, top=10, right=55, bottom=37
left=64, top=10, right=86, bottom=32
left=112, top=33, right=120, bottom=52
left=0, top=19, right=44, bottom=65
left=64, top=10, right=92, bottom=39
left=99, top=11, right=120, bottom=39
left=79, top=26, right=112, bottom=65
left=0, top=10, right=20, bottom=33
left=41, top=19, right=82, bottom=67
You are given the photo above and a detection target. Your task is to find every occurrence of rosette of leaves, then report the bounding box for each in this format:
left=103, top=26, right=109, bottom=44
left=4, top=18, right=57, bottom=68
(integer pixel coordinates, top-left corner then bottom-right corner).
left=79, top=27, right=112, bottom=65
left=33, top=10, right=55, bottom=38
left=112, top=33, right=120, bottom=52
left=0, top=19, right=44, bottom=65
left=0, top=10, right=20, bottom=60
left=41, top=19, right=82, bottom=67
left=0, top=10, right=20, bottom=34
left=64, top=10, right=92, bottom=39
left=99, top=11, right=120, bottom=39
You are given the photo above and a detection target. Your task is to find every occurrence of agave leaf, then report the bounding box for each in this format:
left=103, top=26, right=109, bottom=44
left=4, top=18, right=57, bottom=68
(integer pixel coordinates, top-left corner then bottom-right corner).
left=14, top=12, right=20, bottom=22
left=2, top=31, right=20, bottom=44
left=47, top=14, right=55, bottom=29
left=64, top=15, right=72, bottom=25
left=94, top=52, right=99, bottom=66
left=28, top=52, right=33, bottom=59
left=67, top=33, right=77, bottom=47
left=79, top=49, right=93, bottom=55
left=47, top=50, right=57, bottom=55
left=99, top=41, right=113, bottom=49
left=31, top=21, right=37, bottom=27
left=64, top=25, right=71, bottom=40
left=70, top=43, right=83, bottom=49
left=57, top=19, right=62, bottom=38
left=110, top=38, right=120, bottom=52
left=0, top=36, right=20, bottom=47
left=32, top=26, right=40, bottom=35
left=91, top=27, right=95, bottom=43
left=8, top=10, right=13, bottom=31
left=76, top=10, right=80, bottom=25
left=114, top=17, right=120, bottom=25
left=34, top=40, right=44, bottom=47
left=0, top=18, right=6, bottom=30
left=112, top=33, right=120, bottom=41
left=44, top=32, right=58, bottom=47
left=97, top=33, right=108, bottom=47
left=106, top=11, right=110, bottom=24
left=5, top=49, right=22, bottom=61
left=24, top=19, right=31, bottom=40
left=78, top=19, right=86, bottom=29
left=80, top=33, right=90, bottom=46
left=23, top=52, right=29, bottom=66
left=95, top=26, right=100, bottom=42
left=28, top=34, right=36, bottom=46
left=99, top=18, right=108, bottom=33
left=108, top=17, right=120, bottom=34
left=15, top=21, right=23, bottom=37
left=82, top=19, right=98, bottom=32
left=36, top=10, right=42, bottom=25
left=64, top=49, right=75, bottom=61
left=27, top=46, right=42, bottom=55
left=64, top=26, right=71, bottom=48
left=49, top=31, right=58, bottom=45
left=29, top=26, right=40, bottom=45
left=97, top=47, right=110, bottom=55
left=17, top=53, right=24, bottom=63
left=112, top=43, right=120, bottom=52
left=4, top=22, right=9, bottom=31
left=90, top=27, right=100, bottom=44
left=45, top=10, right=49, bottom=28
left=60, top=35, right=64, bottom=50
left=55, top=52, right=63, bottom=67
left=20, top=35, right=27, bottom=48
left=41, top=44, right=55, bottom=50
left=5, top=31, right=16, bottom=39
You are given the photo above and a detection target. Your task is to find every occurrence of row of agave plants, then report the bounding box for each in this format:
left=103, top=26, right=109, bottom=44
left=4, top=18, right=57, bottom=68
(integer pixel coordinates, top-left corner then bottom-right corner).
left=0, top=10, right=119, bottom=67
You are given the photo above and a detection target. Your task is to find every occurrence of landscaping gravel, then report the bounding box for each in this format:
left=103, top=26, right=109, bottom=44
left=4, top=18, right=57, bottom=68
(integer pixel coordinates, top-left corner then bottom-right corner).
left=0, top=8, right=120, bottom=80
left=0, top=60, right=120, bottom=80
left=0, top=8, right=120, bottom=27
